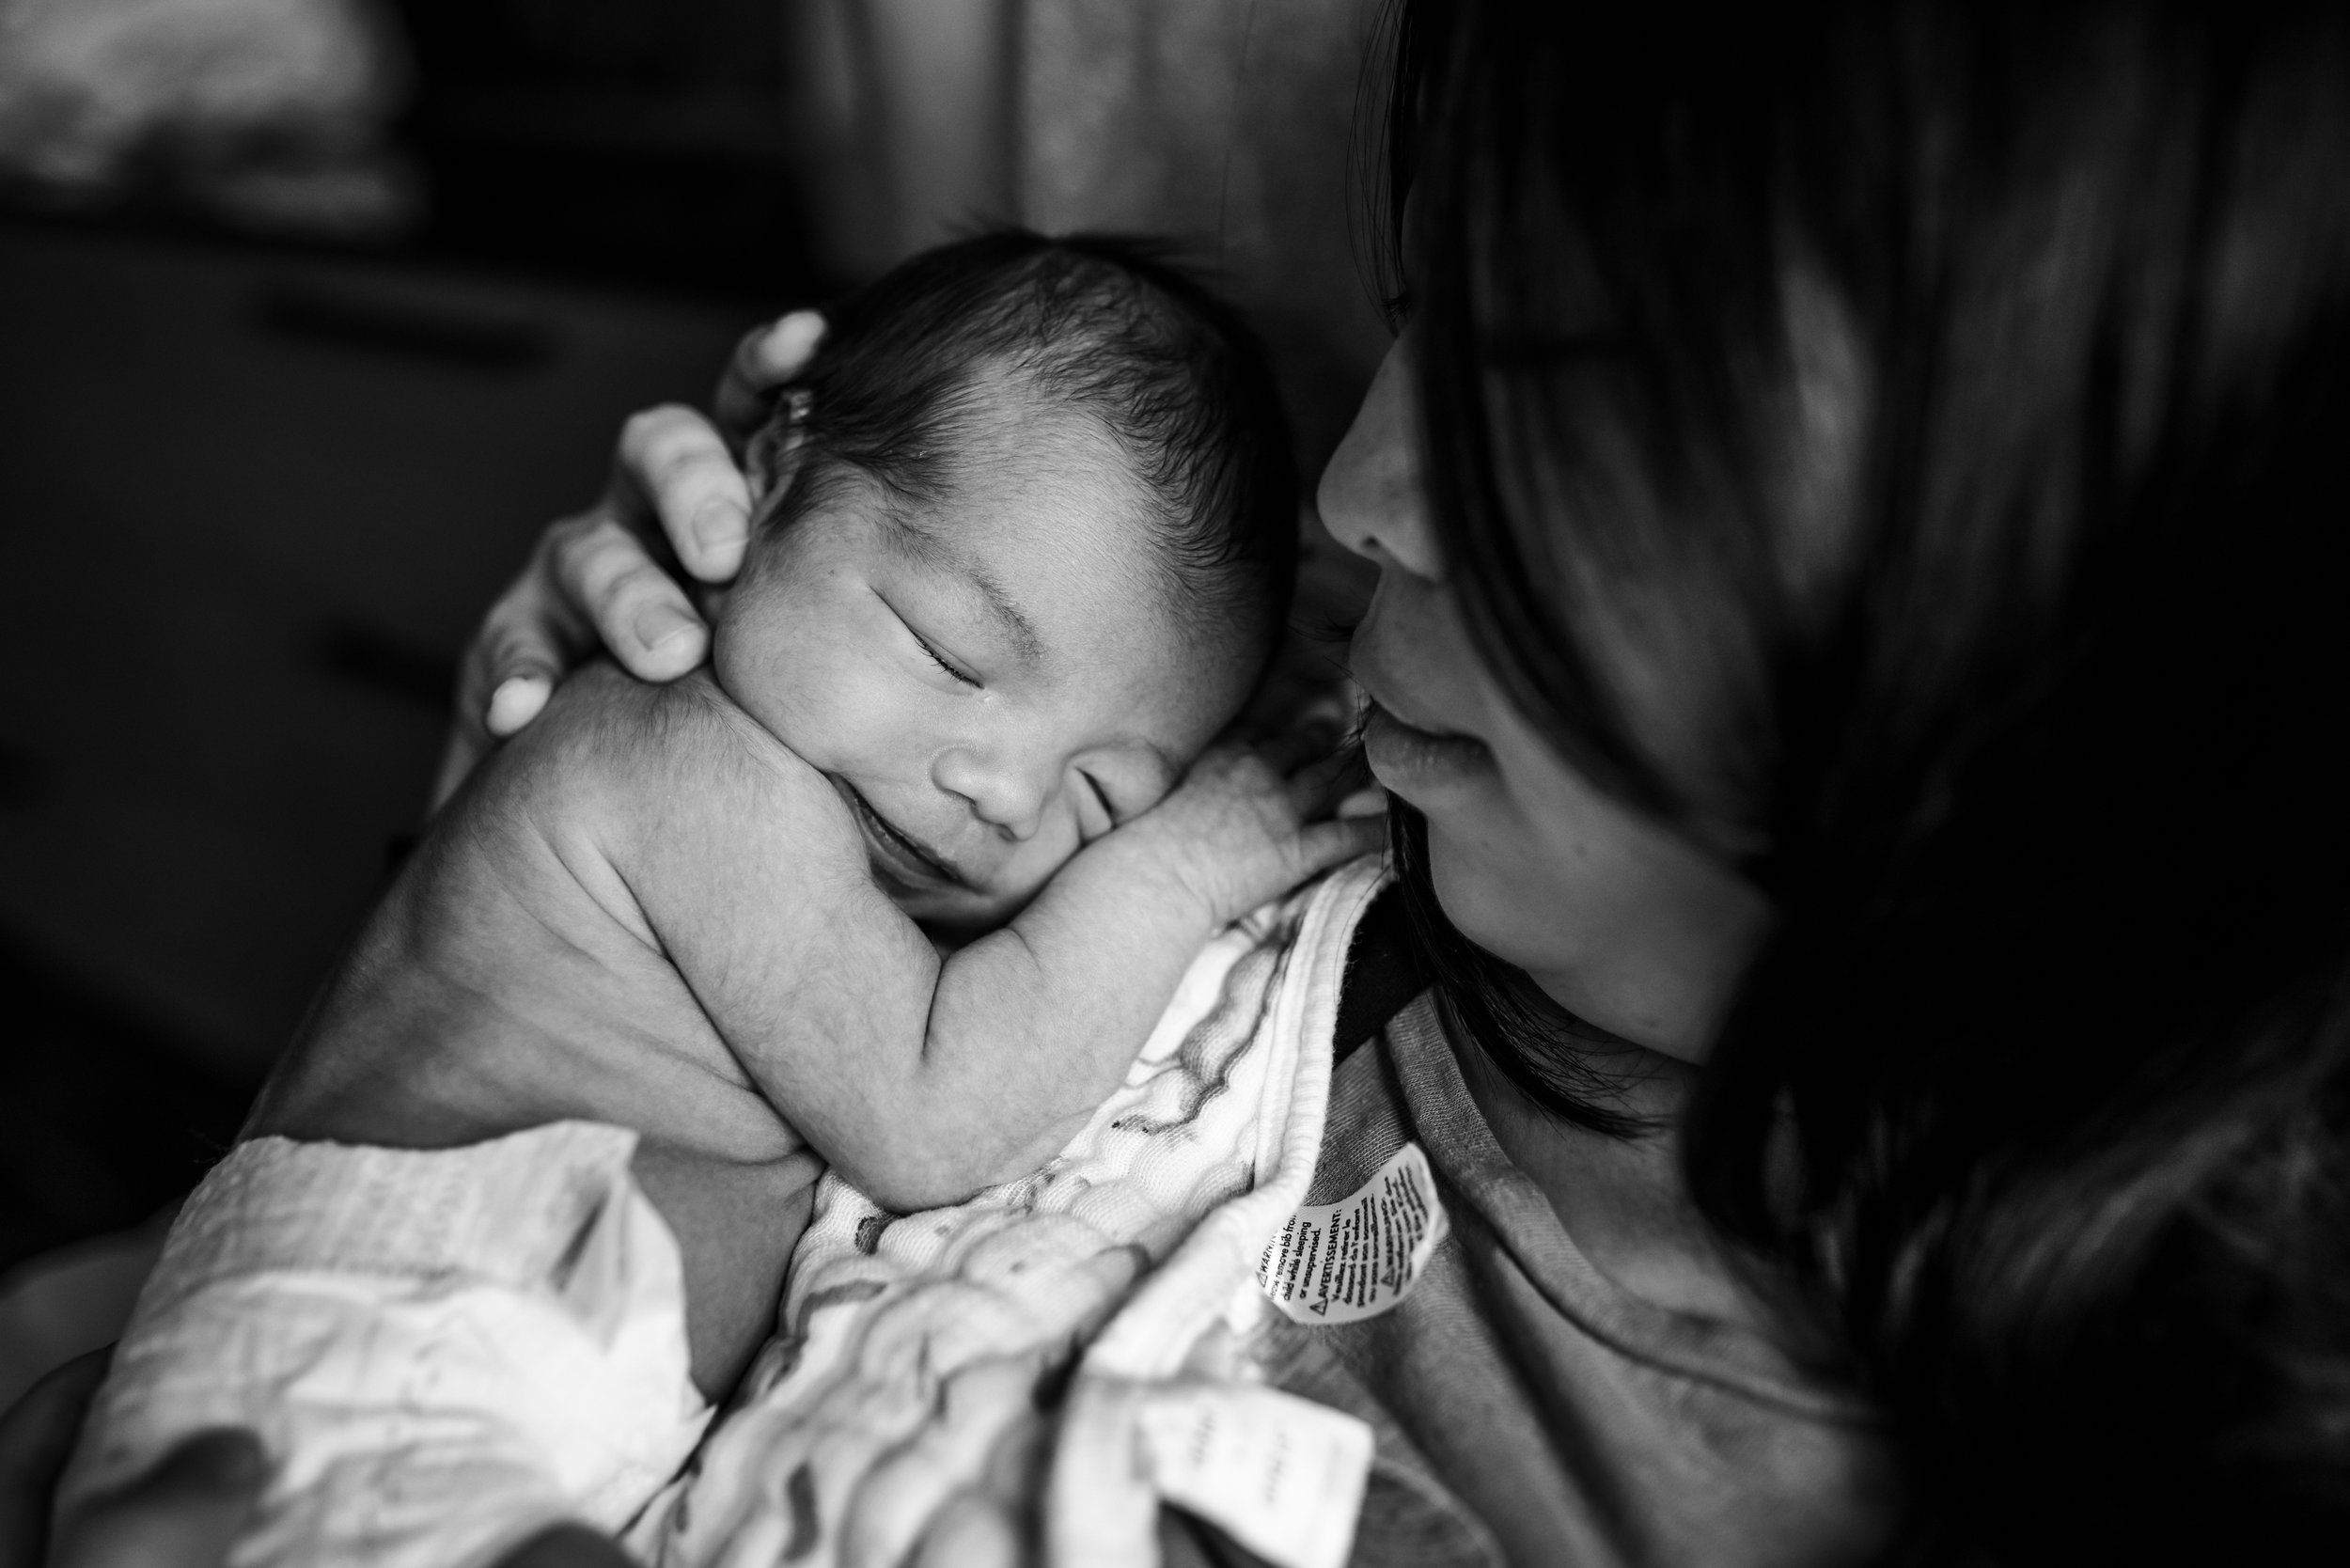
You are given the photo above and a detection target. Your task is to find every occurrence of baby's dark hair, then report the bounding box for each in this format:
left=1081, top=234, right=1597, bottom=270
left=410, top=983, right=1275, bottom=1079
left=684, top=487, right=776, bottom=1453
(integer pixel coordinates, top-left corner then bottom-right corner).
left=761, top=230, right=1297, bottom=659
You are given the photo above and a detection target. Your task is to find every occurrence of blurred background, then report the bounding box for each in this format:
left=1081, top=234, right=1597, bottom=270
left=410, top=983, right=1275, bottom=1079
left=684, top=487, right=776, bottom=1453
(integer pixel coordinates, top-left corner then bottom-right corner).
left=0, top=0, right=1389, bottom=1390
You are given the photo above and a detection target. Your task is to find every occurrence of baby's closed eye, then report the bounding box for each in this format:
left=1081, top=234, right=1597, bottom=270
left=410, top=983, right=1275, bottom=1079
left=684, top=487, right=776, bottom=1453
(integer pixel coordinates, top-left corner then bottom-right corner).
left=1072, top=769, right=1119, bottom=842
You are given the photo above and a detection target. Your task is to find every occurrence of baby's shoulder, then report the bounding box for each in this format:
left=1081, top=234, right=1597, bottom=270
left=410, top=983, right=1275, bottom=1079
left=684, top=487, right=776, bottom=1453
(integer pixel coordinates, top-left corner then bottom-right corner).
left=534, top=664, right=851, bottom=839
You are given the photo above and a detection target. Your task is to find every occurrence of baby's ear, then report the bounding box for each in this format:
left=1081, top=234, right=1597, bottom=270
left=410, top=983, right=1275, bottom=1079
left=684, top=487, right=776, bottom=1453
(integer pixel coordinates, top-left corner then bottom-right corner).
left=744, top=389, right=813, bottom=505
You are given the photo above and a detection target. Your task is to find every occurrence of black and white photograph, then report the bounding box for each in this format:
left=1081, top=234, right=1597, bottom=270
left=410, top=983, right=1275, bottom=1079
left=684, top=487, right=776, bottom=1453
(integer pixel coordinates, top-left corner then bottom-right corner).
left=4, top=2, right=2347, bottom=1564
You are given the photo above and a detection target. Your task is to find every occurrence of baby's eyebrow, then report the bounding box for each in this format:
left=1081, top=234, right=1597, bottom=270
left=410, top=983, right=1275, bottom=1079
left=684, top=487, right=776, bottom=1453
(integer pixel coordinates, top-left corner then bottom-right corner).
left=885, top=510, right=1045, bottom=664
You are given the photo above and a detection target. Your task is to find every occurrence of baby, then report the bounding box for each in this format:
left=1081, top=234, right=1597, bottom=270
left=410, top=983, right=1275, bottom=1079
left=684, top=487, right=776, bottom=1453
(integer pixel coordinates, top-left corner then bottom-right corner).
left=60, top=234, right=1372, bottom=1564
left=272, top=227, right=1369, bottom=1313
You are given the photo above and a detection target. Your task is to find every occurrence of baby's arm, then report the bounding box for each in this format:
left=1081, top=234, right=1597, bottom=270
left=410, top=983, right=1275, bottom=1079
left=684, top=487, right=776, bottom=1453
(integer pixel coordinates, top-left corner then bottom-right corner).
left=905, top=742, right=1382, bottom=1189
left=634, top=704, right=1379, bottom=1213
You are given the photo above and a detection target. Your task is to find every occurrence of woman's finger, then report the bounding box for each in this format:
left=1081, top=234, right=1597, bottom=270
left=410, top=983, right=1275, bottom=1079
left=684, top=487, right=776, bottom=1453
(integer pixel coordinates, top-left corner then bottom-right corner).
left=431, top=531, right=597, bottom=808
left=46, top=1429, right=264, bottom=1568
left=470, top=549, right=586, bottom=732
left=712, top=311, right=827, bottom=445
left=548, top=513, right=712, bottom=682
left=616, top=405, right=755, bottom=585
left=431, top=620, right=558, bottom=812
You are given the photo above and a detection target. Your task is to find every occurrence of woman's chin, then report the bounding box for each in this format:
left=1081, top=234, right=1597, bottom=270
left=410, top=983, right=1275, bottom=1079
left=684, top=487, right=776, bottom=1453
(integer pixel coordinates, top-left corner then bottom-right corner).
left=1424, top=823, right=1554, bottom=974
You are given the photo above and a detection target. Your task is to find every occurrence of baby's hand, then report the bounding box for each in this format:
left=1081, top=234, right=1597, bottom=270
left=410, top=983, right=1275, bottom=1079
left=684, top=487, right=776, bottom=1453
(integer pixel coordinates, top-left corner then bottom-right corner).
left=1122, top=731, right=1386, bottom=928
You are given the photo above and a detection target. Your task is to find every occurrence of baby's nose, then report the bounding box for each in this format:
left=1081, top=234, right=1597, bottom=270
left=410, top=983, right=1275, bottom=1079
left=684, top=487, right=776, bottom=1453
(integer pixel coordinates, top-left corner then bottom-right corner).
left=932, top=748, right=1047, bottom=841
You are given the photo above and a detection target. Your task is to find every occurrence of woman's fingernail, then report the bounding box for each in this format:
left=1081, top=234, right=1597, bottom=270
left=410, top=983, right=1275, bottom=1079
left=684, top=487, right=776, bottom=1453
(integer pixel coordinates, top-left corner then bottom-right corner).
left=487, top=675, right=552, bottom=735
left=692, top=497, right=746, bottom=560
left=634, top=602, right=701, bottom=652
left=766, top=311, right=824, bottom=365
left=1338, top=787, right=1389, bottom=819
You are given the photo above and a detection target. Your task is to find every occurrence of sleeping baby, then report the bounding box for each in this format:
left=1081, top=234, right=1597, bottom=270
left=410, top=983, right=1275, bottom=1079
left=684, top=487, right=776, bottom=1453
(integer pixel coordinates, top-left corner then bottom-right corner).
left=60, top=232, right=1377, bottom=1562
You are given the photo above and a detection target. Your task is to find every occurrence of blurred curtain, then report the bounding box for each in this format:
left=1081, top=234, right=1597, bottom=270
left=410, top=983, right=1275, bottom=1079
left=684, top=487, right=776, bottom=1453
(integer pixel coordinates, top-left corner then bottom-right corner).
left=0, top=0, right=415, bottom=234
left=787, top=0, right=1390, bottom=476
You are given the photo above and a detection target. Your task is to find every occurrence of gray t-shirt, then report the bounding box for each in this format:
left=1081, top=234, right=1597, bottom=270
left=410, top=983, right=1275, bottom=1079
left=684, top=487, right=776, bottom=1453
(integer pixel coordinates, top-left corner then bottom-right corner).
left=1175, top=994, right=1894, bottom=1568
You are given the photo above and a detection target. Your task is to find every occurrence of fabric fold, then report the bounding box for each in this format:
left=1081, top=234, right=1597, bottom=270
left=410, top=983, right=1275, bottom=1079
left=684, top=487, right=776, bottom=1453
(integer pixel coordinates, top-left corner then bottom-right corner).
left=60, top=1121, right=710, bottom=1568
left=634, top=855, right=1387, bottom=1568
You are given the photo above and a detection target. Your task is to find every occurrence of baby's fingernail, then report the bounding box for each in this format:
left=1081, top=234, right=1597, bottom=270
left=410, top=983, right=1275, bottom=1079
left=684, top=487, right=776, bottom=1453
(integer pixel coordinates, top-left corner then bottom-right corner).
left=487, top=675, right=552, bottom=735
left=1338, top=787, right=1388, bottom=820
left=634, top=602, right=701, bottom=652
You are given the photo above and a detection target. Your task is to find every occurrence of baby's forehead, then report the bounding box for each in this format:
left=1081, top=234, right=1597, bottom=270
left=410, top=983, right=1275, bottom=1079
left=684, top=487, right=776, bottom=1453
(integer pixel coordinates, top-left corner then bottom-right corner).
left=916, top=385, right=1181, bottom=612
left=940, top=365, right=1146, bottom=500
left=885, top=484, right=1235, bottom=683
left=878, top=481, right=1247, bottom=741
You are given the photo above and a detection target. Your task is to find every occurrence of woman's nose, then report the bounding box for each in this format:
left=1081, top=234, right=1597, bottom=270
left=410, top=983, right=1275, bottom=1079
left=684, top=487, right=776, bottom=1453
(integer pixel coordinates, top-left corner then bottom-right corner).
left=932, top=747, right=1047, bottom=841
left=1316, top=336, right=1443, bottom=581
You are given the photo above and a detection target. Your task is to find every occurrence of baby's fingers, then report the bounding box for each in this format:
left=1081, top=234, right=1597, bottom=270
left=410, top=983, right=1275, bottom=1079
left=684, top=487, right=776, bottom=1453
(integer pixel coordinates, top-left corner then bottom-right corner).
left=1247, top=719, right=1343, bottom=777
left=1284, top=745, right=1374, bottom=820
left=1290, top=815, right=1387, bottom=881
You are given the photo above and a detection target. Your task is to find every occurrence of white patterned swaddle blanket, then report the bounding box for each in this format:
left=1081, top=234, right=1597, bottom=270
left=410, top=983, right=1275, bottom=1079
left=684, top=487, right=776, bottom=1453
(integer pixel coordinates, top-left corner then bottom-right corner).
left=58, top=857, right=1385, bottom=1568
left=628, top=857, right=1386, bottom=1568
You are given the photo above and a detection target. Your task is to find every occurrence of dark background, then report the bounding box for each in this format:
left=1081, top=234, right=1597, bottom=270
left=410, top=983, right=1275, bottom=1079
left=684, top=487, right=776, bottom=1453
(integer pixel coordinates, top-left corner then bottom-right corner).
left=0, top=0, right=829, bottom=1274
left=0, top=0, right=1389, bottom=1295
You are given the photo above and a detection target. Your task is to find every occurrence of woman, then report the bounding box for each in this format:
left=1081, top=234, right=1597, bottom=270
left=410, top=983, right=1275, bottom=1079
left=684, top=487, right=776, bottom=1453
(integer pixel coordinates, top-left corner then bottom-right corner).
left=15, top=0, right=2350, bottom=1561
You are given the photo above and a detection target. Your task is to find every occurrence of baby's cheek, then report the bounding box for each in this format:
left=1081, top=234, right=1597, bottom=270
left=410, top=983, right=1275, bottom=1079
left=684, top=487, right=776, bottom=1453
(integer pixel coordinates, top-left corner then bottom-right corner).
left=715, top=605, right=870, bottom=764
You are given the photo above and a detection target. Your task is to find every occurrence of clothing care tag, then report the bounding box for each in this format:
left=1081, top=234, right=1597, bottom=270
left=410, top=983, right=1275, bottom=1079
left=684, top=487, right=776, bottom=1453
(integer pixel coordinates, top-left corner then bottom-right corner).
left=1137, top=1384, right=1374, bottom=1568
left=1257, top=1142, right=1449, bottom=1325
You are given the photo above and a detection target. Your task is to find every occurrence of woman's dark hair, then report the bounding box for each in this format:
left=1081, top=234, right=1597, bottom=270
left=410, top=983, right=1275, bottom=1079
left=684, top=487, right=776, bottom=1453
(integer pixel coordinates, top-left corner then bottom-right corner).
left=762, top=230, right=1297, bottom=655
left=1387, top=0, right=2350, bottom=1558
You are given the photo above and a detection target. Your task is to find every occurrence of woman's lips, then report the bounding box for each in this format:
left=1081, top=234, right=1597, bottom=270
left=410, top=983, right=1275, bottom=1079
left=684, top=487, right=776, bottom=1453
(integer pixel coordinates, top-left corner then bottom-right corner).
left=835, top=780, right=968, bottom=892
left=1360, top=696, right=1495, bottom=789
left=1348, top=593, right=1496, bottom=792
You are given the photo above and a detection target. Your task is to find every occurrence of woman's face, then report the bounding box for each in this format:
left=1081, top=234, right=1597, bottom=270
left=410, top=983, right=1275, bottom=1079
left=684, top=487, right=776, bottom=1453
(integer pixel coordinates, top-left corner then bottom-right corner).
left=1324, top=337, right=1771, bottom=1064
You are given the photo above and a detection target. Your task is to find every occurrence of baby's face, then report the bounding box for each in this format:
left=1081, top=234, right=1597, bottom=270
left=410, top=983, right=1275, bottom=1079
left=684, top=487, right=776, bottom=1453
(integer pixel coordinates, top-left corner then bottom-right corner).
left=714, top=392, right=1254, bottom=929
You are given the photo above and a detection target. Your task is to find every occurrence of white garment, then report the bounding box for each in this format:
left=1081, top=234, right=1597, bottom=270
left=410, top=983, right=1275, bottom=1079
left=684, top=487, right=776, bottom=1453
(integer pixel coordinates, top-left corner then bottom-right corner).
left=61, top=856, right=1386, bottom=1568
left=59, top=1123, right=709, bottom=1568
left=632, top=856, right=1383, bottom=1568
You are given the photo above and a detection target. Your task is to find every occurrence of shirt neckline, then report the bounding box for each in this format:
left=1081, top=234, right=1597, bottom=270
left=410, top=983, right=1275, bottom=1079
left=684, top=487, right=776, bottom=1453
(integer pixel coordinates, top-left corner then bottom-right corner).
left=1383, top=994, right=1874, bottom=1424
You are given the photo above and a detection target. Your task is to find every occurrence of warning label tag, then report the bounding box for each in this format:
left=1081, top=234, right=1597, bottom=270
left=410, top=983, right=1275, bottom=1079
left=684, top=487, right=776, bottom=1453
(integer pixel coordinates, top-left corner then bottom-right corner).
left=1256, top=1142, right=1449, bottom=1325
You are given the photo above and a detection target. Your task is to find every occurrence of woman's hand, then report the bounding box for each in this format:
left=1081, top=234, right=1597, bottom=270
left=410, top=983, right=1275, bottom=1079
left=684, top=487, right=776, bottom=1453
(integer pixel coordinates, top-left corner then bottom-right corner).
left=432, top=310, right=828, bottom=808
